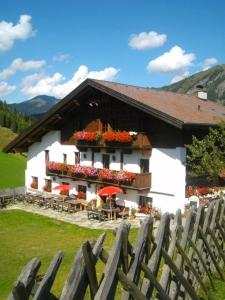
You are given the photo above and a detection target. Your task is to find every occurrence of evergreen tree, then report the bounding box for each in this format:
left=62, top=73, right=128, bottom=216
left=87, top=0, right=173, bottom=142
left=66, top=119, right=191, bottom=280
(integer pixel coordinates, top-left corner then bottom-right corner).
left=0, top=99, right=33, bottom=134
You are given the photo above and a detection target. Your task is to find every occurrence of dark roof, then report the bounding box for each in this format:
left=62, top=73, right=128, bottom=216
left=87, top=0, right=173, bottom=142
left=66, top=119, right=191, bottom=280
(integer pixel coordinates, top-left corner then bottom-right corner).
left=4, top=79, right=225, bottom=152
left=92, top=79, right=225, bottom=125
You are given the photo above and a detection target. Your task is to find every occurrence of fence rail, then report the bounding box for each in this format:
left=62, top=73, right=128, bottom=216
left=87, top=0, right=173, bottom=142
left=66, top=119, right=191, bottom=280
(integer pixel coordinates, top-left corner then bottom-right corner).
left=9, top=199, right=225, bottom=300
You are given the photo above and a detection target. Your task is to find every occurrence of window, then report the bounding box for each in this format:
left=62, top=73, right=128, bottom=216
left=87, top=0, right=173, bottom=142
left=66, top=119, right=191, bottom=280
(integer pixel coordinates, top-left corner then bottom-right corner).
left=92, top=150, right=95, bottom=167
left=77, top=185, right=87, bottom=199
left=102, top=154, right=110, bottom=169
left=45, top=150, right=49, bottom=163
left=63, top=153, right=67, bottom=164
left=75, top=152, right=80, bottom=164
left=44, top=179, right=52, bottom=192
left=139, top=196, right=152, bottom=207
left=120, top=152, right=124, bottom=170
left=140, top=159, right=149, bottom=173
left=31, top=176, right=38, bottom=189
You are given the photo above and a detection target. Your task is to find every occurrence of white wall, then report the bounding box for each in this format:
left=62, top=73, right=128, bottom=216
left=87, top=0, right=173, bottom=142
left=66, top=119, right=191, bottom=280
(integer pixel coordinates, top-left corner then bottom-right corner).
left=26, top=131, right=78, bottom=192
left=26, top=131, right=186, bottom=213
left=149, top=147, right=186, bottom=213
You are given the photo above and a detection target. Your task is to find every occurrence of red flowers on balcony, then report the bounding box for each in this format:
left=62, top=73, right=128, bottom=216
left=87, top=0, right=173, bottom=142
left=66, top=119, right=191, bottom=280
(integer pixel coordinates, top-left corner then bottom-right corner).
left=46, top=161, right=135, bottom=185
left=46, top=161, right=61, bottom=172
left=103, top=131, right=132, bottom=143
left=73, top=131, right=100, bottom=142
left=98, top=168, right=115, bottom=181
left=116, top=170, right=135, bottom=184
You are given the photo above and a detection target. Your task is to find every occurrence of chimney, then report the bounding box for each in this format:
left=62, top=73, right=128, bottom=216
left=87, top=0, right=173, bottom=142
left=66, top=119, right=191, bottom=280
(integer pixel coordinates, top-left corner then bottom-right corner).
left=196, top=84, right=207, bottom=100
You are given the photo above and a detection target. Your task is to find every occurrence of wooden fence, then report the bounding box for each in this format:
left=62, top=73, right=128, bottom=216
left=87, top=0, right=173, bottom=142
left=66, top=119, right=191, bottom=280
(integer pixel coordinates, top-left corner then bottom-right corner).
left=9, top=199, right=225, bottom=300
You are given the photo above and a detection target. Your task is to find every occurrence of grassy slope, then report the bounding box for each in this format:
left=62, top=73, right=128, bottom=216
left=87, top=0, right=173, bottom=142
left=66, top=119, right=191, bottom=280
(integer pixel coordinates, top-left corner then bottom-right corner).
left=0, top=210, right=138, bottom=299
left=0, top=152, right=26, bottom=188
left=0, top=127, right=17, bottom=150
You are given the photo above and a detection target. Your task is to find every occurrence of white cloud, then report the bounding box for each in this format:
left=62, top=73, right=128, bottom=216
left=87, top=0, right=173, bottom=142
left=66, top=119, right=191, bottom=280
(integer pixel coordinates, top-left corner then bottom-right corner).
left=0, top=58, right=46, bottom=80
left=0, top=81, right=16, bottom=96
left=147, top=45, right=196, bottom=73
left=0, top=15, right=35, bottom=53
left=21, top=65, right=119, bottom=98
left=171, top=71, right=190, bottom=83
left=202, top=57, right=218, bottom=71
left=129, top=31, right=167, bottom=50
left=53, top=53, right=71, bottom=62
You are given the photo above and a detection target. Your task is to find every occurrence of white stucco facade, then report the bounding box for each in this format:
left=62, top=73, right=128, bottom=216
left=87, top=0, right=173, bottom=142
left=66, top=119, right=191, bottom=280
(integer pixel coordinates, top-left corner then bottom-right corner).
left=25, top=130, right=186, bottom=213
left=148, top=147, right=186, bottom=213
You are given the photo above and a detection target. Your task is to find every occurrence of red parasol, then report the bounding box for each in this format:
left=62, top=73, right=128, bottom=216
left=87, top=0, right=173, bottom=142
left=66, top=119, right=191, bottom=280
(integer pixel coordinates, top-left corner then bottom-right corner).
left=97, top=186, right=123, bottom=196
left=53, top=184, right=73, bottom=191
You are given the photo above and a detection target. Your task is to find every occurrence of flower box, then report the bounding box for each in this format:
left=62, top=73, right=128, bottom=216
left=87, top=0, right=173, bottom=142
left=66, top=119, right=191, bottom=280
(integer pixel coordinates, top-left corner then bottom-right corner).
left=116, top=170, right=135, bottom=184
left=73, top=131, right=100, bottom=143
left=43, top=185, right=51, bottom=192
left=31, top=182, right=38, bottom=189
left=98, top=168, right=116, bottom=182
left=69, top=165, right=85, bottom=177
left=46, top=161, right=62, bottom=173
left=84, top=166, right=98, bottom=179
left=103, top=131, right=132, bottom=144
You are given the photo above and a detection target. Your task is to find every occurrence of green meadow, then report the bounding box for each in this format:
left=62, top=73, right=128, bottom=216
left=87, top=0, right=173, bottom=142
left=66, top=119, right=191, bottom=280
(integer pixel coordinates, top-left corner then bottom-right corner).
left=0, top=151, right=26, bottom=188
left=0, top=210, right=138, bottom=299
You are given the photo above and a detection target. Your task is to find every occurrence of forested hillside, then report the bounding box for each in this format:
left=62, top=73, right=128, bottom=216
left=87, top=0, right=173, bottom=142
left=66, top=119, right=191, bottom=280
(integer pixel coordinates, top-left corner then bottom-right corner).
left=161, top=64, right=225, bottom=105
left=0, top=100, right=33, bottom=134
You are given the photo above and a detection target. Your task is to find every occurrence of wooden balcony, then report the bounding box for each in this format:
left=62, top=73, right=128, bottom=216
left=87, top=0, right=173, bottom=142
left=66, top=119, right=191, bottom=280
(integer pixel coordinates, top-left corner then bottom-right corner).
left=46, top=169, right=151, bottom=191
left=74, top=132, right=151, bottom=154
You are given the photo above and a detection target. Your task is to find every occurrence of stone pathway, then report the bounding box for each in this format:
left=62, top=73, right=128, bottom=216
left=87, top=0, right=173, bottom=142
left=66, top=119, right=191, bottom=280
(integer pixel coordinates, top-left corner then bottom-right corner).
left=6, top=202, right=144, bottom=230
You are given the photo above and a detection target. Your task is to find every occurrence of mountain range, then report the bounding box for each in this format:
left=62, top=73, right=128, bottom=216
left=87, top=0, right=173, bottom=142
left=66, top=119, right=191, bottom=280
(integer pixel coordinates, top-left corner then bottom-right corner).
left=160, top=64, right=225, bottom=105
left=9, top=95, right=59, bottom=117
left=7, top=64, right=225, bottom=118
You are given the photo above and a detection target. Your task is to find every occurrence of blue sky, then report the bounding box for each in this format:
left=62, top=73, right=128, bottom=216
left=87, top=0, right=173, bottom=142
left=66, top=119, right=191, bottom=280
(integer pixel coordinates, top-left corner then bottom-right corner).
left=0, top=0, right=225, bottom=103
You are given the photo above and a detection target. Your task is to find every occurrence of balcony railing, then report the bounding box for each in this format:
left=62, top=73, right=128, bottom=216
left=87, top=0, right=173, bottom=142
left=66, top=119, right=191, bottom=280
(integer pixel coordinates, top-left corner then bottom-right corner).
left=74, top=132, right=151, bottom=151
left=46, top=162, right=151, bottom=191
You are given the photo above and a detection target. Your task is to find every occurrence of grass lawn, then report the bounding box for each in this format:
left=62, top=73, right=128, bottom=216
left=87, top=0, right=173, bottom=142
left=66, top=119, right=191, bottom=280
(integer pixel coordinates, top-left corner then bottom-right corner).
left=0, top=210, right=224, bottom=299
left=0, top=151, right=26, bottom=188
left=0, top=210, right=138, bottom=299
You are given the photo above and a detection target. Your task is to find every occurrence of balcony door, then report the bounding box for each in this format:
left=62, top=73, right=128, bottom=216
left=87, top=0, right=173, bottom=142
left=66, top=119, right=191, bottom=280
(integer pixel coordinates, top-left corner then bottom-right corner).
left=140, top=159, right=149, bottom=173
left=102, top=154, right=110, bottom=169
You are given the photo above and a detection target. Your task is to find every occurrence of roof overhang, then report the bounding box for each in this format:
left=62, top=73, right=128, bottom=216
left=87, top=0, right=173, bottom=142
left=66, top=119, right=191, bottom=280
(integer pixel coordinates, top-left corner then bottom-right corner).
left=5, top=79, right=213, bottom=152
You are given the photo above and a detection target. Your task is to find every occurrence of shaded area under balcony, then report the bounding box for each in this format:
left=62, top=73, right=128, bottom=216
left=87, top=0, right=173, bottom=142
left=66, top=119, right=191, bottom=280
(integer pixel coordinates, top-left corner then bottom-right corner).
left=46, top=169, right=151, bottom=191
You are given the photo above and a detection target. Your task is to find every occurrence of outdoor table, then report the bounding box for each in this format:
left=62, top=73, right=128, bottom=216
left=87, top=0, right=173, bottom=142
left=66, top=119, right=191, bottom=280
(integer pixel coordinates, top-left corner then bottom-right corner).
left=66, top=199, right=88, bottom=211
left=51, top=197, right=64, bottom=211
left=101, top=207, right=120, bottom=220
left=66, top=199, right=83, bottom=211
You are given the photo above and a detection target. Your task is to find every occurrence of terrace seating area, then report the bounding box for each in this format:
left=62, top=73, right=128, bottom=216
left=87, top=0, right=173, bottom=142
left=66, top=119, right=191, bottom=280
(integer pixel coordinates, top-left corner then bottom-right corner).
left=1, top=189, right=131, bottom=222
